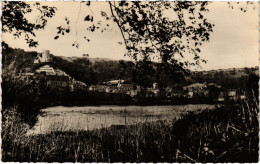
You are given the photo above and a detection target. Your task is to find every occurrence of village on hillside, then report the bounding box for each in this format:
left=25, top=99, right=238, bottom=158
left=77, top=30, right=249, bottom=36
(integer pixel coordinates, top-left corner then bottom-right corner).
left=18, top=49, right=252, bottom=103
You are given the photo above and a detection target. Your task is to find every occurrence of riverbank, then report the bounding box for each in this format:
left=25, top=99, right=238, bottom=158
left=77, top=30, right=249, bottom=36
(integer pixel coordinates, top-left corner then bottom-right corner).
left=45, top=97, right=221, bottom=108
left=2, top=99, right=258, bottom=162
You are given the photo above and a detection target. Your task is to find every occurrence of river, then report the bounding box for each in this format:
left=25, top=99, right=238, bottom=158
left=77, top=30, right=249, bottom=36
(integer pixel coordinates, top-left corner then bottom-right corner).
left=28, top=104, right=217, bottom=134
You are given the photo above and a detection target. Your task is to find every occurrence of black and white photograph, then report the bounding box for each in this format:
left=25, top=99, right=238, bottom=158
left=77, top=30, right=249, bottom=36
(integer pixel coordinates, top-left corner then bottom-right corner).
left=1, top=1, right=259, bottom=162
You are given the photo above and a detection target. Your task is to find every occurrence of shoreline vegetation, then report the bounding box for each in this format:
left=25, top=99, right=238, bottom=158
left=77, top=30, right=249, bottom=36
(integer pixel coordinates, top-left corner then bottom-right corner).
left=2, top=96, right=258, bottom=162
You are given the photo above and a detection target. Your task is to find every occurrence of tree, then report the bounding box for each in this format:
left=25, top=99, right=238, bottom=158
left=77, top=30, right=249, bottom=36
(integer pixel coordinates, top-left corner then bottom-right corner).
left=2, top=1, right=57, bottom=47
left=109, top=2, right=213, bottom=66
left=2, top=1, right=254, bottom=80
left=2, top=1, right=213, bottom=64
left=1, top=61, right=45, bottom=126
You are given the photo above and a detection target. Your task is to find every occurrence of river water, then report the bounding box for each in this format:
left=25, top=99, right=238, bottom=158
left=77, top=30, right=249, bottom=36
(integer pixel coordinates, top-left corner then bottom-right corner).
left=28, top=104, right=217, bottom=134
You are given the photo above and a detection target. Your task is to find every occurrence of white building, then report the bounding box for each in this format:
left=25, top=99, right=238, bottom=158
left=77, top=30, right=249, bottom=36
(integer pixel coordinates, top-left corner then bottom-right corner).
left=35, top=65, right=70, bottom=76
left=35, top=65, right=55, bottom=74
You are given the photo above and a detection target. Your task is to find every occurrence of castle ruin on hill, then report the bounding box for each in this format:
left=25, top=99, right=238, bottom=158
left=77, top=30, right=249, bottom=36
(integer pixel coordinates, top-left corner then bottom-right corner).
left=34, top=50, right=52, bottom=63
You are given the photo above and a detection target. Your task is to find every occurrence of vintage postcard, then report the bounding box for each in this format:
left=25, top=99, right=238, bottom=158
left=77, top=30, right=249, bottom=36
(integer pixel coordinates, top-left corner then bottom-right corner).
left=1, top=1, right=259, bottom=162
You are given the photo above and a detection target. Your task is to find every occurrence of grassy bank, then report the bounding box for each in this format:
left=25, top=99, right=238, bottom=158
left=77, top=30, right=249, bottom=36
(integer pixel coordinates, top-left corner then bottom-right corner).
left=2, top=98, right=258, bottom=162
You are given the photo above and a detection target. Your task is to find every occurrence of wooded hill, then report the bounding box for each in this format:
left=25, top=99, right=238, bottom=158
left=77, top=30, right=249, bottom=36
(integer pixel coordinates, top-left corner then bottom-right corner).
left=2, top=46, right=258, bottom=89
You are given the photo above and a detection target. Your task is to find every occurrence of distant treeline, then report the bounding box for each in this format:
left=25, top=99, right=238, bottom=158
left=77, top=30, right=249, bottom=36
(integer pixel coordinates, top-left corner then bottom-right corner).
left=3, top=45, right=258, bottom=90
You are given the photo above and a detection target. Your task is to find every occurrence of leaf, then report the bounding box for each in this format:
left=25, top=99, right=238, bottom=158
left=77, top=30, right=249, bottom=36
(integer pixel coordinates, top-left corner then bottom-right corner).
left=54, top=36, right=59, bottom=40
left=84, top=15, right=93, bottom=22
left=86, top=1, right=91, bottom=6
left=195, top=48, right=201, bottom=52
left=84, top=15, right=90, bottom=21
left=101, top=11, right=107, bottom=17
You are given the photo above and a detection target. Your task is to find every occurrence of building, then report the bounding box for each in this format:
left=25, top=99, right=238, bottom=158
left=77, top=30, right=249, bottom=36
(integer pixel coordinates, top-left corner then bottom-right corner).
left=165, top=86, right=183, bottom=98
left=34, top=50, right=52, bottom=63
left=228, top=90, right=237, bottom=100
left=35, top=65, right=69, bottom=76
left=35, top=65, right=87, bottom=92
left=88, top=79, right=144, bottom=96
left=88, top=85, right=107, bottom=92
left=35, top=65, right=55, bottom=75
left=171, top=91, right=183, bottom=98
left=118, top=84, right=133, bottom=92
left=107, top=79, right=125, bottom=85
left=127, top=90, right=138, bottom=97
left=183, top=83, right=207, bottom=92
left=89, top=85, right=97, bottom=91
left=19, top=72, right=34, bottom=76
left=96, top=85, right=107, bottom=92
left=240, top=95, right=246, bottom=100
left=70, top=79, right=87, bottom=91
left=18, top=67, right=34, bottom=76
left=228, top=90, right=236, bottom=97
left=183, top=83, right=208, bottom=97
left=208, top=83, right=221, bottom=89
left=46, top=75, right=70, bottom=90
left=153, top=82, right=158, bottom=89
left=45, top=75, right=87, bottom=92
left=106, top=86, right=118, bottom=93
left=217, top=92, right=225, bottom=102
left=187, top=91, right=194, bottom=98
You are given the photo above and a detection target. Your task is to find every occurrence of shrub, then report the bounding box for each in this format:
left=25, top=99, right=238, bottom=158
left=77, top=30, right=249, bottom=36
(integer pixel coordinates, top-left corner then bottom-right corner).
left=2, top=107, right=30, bottom=161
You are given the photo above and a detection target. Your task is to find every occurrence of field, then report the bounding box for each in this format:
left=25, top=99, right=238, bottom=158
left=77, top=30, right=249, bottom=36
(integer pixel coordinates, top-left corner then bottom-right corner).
left=2, top=98, right=258, bottom=162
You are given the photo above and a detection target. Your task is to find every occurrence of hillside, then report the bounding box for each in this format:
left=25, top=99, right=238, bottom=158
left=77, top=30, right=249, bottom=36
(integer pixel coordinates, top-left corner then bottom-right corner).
left=59, top=56, right=118, bottom=63
left=2, top=46, right=258, bottom=88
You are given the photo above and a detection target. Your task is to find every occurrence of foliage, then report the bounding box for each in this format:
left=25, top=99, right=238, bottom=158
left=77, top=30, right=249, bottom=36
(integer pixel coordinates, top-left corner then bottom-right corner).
left=2, top=96, right=258, bottom=162
left=1, top=58, right=55, bottom=126
left=2, top=107, right=30, bottom=158
left=192, top=68, right=259, bottom=92
left=2, top=1, right=216, bottom=76
left=2, top=1, right=57, bottom=47
left=3, top=45, right=258, bottom=89
left=3, top=2, right=255, bottom=84
left=2, top=45, right=37, bottom=71
left=172, top=96, right=259, bottom=162
left=107, top=2, right=213, bottom=67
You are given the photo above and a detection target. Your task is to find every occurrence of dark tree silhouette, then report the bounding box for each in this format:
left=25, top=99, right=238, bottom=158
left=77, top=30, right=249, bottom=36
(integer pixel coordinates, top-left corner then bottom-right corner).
left=2, top=1, right=254, bottom=73
left=107, top=2, right=214, bottom=68
left=2, top=1, right=57, bottom=47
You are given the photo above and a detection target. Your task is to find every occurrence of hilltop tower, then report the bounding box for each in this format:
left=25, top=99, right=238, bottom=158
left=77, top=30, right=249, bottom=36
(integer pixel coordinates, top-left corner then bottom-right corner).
left=41, top=50, right=52, bottom=62
left=34, top=50, right=52, bottom=63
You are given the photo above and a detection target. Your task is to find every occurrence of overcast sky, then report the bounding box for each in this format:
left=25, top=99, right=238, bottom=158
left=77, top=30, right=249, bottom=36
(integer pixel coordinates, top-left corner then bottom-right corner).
left=2, top=2, right=259, bottom=71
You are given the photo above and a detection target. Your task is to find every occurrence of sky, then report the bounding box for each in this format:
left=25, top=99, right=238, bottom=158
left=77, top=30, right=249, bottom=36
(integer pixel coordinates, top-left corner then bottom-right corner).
left=2, top=2, right=259, bottom=71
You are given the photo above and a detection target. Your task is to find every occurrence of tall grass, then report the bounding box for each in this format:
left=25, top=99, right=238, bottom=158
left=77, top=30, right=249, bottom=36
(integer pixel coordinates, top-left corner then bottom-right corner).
left=172, top=95, right=259, bottom=162
left=2, top=95, right=258, bottom=162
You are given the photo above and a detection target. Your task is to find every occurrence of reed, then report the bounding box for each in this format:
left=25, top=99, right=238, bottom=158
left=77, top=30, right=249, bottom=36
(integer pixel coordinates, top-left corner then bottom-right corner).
left=2, top=95, right=258, bottom=162
left=172, top=93, right=259, bottom=162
